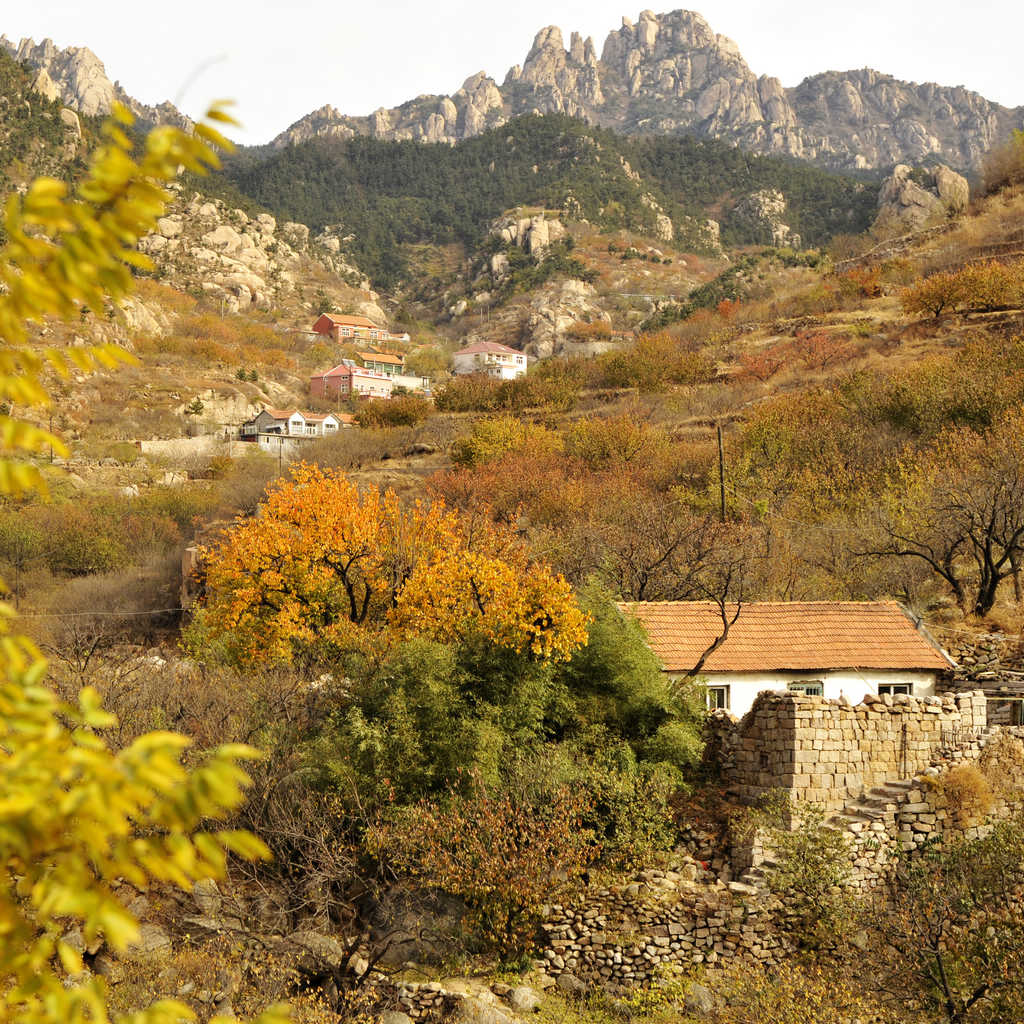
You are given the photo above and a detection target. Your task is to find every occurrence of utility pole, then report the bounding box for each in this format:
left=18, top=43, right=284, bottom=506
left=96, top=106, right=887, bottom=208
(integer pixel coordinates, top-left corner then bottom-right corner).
left=717, top=424, right=726, bottom=524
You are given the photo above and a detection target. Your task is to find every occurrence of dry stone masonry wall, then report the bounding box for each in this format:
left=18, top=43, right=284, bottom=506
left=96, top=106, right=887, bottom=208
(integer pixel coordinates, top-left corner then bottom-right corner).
left=706, top=689, right=987, bottom=813
left=539, top=871, right=790, bottom=992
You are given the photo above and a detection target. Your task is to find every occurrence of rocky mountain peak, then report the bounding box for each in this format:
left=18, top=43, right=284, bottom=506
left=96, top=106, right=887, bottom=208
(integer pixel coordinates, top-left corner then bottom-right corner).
left=8, top=6, right=977, bottom=175
left=0, top=33, right=189, bottom=128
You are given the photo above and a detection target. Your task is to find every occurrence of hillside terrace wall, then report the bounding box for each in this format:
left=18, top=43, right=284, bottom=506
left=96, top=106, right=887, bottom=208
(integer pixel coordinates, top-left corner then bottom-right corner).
left=705, top=689, right=988, bottom=813
left=535, top=714, right=1023, bottom=995
left=836, top=725, right=1024, bottom=889
left=539, top=872, right=790, bottom=993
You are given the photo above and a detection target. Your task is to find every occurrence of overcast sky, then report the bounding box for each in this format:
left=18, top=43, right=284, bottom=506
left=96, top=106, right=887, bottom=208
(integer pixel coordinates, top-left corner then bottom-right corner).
left=4, top=1, right=1022, bottom=144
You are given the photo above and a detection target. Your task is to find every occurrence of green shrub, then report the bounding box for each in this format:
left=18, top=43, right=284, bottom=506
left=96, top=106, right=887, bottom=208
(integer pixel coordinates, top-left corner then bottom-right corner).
left=353, top=394, right=432, bottom=428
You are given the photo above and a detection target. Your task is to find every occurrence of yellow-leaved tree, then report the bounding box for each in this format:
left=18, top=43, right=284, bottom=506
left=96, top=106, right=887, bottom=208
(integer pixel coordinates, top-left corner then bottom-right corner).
left=0, top=103, right=288, bottom=1024
left=192, top=463, right=588, bottom=666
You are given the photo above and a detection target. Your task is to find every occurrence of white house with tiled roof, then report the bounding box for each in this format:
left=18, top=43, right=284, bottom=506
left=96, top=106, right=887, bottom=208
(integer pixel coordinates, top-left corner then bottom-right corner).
left=619, top=601, right=955, bottom=718
left=452, top=341, right=527, bottom=380
left=240, top=408, right=343, bottom=440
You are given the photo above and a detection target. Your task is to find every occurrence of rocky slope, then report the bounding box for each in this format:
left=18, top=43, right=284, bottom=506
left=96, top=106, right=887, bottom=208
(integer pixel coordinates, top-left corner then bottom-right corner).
left=272, top=9, right=1023, bottom=172
left=137, top=186, right=377, bottom=316
left=0, top=34, right=188, bottom=127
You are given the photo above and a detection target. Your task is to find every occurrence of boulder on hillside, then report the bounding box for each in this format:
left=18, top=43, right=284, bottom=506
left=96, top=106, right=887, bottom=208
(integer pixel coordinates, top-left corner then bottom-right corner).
left=875, top=163, right=969, bottom=229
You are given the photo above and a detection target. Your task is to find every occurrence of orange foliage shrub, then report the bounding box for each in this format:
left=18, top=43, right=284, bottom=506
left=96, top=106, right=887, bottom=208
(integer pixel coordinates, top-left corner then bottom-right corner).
left=903, top=260, right=1024, bottom=318
left=368, top=780, right=597, bottom=955
left=353, top=394, right=431, bottom=428
left=565, top=319, right=613, bottom=341
left=927, top=764, right=993, bottom=822
left=837, top=266, right=882, bottom=298
left=194, top=464, right=587, bottom=666
left=593, top=331, right=716, bottom=391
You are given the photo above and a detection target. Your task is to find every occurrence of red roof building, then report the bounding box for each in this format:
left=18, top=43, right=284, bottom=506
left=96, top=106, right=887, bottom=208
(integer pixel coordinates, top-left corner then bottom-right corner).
left=312, top=313, right=411, bottom=345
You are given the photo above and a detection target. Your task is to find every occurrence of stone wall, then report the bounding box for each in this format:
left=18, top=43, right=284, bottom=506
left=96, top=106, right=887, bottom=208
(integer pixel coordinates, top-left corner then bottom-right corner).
left=536, top=717, right=1024, bottom=995
left=705, top=689, right=988, bottom=813
left=832, top=726, right=1024, bottom=889
left=539, top=870, right=790, bottom=992
left=942, top=631, right=1024, bottom=673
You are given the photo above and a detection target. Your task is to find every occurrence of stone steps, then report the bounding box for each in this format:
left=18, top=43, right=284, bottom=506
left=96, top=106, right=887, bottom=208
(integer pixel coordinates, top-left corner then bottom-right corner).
left=830, top=778, right=918, bottom=832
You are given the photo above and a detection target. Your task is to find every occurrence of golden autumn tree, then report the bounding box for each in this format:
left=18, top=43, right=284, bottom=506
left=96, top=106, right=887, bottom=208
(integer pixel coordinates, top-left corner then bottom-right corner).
left=193, top=463, right=588, bottom=666
left=0, top=103, right=287, bottom=1024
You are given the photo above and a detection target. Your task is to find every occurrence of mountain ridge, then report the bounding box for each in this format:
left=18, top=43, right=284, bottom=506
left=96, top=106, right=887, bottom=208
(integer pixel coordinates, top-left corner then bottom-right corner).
left=272, top=9, right=1023, bottom=173
left=0, top=33, right=190, bottom=130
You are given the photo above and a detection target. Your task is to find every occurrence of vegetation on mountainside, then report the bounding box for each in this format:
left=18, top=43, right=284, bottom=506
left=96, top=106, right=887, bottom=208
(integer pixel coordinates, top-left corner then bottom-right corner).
left=223, top=114, right=878, bottom=285
left=4, top=64, right=1024, bottom=1020
left=0, top=50, right=97, bottom=200
left=0, top=101, right=285, bottom=1024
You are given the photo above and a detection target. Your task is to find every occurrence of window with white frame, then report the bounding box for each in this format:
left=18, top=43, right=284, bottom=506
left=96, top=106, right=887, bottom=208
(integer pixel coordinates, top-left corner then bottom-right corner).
left=788, top=681, right=823, bottom=696
left=878, top=683, right=913, bottom=696
left=706, top=685, right=730, bottom=710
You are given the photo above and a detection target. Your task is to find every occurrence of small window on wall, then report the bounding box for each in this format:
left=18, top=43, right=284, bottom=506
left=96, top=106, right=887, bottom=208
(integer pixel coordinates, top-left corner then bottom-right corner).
left=880, top=684, right=913, bottom=700
left=878, top=683, right=913, bottom=696
left=707, top=686, right=730, bottom=710
left=788, top=681, right=823, bottom=696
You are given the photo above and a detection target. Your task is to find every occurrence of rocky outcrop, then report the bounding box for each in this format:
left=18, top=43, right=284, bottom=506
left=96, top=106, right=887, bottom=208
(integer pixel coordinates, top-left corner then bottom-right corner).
left=0, top=34, right=189, bottom=128
left=731, top=189, right=798, bottom=248
left=525, top=279, right=612, bottom=359
left=137, top=188, right=371, bottom=314
left=875, top=163, right=970, bottom=229
left=270, top=9, right=1024, bottom=172
left=460, top=277, right=612, bottom=360
left=490, top=213, right=567, bottom=255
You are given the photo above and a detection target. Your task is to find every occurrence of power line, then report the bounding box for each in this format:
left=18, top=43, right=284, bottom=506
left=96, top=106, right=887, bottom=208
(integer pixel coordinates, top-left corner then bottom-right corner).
left=11, top=607, right=182, bottom=620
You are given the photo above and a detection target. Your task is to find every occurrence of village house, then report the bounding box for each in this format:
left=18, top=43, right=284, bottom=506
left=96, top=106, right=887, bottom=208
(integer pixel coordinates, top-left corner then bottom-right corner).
left=238, top=407, right=351, bottom=456
left=620, top=600, right=955, bottom=718
left=358, top=349, right=404, bottom=376
left=356, top=350, right=431, bottom=393
left=309, top=361, right=394, bottom=401
left=452, top=340, right=527, bottom=380
left=239, top=408, right=348, bottom=437
left=312, top=312, right=410, bottom=345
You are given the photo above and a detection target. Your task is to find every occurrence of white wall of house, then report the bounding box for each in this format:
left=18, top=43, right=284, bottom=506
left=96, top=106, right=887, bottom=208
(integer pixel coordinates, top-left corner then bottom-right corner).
left=257, top=433, right=304, bottom=459
left=687, top=669, right=939, bottom=718
left=391, top=373, right=431, bottom=392
left=452, top=351, right=527, bottom=379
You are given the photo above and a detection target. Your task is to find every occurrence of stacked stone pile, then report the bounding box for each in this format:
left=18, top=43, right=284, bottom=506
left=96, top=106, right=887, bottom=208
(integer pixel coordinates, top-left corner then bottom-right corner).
left=945, top=632, right=1024, bottom=674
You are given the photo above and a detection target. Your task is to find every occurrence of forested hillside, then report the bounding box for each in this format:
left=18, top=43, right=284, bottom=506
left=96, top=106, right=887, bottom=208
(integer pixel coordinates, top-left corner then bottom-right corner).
left=0, top=49, right=95, bottom=196
left=225, top=114, right=879, bottom=285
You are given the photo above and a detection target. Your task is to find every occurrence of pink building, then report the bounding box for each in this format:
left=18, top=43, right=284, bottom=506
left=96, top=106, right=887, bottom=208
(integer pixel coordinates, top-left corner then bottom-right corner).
left=310, top=361, right=394, bottom=401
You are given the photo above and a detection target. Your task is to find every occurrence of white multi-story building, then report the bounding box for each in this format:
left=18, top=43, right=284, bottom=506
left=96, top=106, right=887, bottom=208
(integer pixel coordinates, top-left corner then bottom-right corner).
left=452, top=341, right=527, bottom=380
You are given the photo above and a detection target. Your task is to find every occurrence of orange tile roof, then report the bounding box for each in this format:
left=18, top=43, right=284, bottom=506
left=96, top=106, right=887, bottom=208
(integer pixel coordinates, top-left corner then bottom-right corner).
left=358, top=350, right=404, bottom=365
left=617, top=601, right=953, bottom=674
left=264, top=408, right=299, bottom=420
left=321, top=313, right=378, bottom=329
